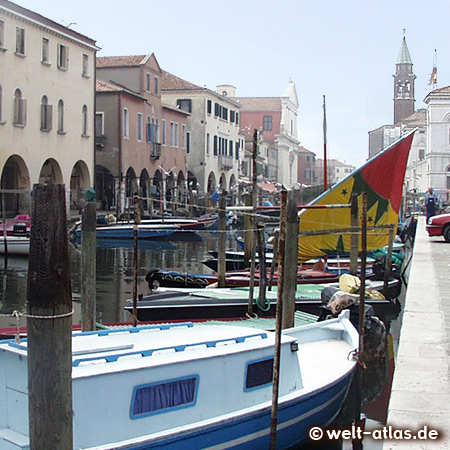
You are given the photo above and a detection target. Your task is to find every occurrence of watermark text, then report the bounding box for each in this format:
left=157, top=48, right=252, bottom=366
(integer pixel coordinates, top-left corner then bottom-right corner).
left=309, top=425, right=441, bottom=441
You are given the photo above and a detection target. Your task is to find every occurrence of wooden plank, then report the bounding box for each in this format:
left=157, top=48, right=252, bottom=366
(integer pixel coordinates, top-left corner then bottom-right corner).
left=81, top=201, right=96, bottom=331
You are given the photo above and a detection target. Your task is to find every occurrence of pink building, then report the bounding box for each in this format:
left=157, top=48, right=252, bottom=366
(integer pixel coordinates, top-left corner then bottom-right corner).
left=95, top=54, right=188, bottom=214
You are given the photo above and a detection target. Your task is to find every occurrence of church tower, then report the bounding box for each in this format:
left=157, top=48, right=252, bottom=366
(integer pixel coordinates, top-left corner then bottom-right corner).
left=393, top=31, right=416, bottom=124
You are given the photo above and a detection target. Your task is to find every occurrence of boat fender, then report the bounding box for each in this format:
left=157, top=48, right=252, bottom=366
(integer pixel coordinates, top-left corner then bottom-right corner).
left=145, top=269, right=161, bottom=291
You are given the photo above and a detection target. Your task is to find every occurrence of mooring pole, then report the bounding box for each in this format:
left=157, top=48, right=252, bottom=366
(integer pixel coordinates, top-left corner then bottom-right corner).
left=282, top=190, right=298, bottom=329
left=269, top=188, right=288, bottom=450
left=27, top=183, right=73, bottom=450
left=132, top=193, right=141, bottom=327
left=217, top=191, right=227, bottom=287
left=247, top=130, right=259, bottom=315
left=353, top=192, right=367, bottom=450
left=383, top=226, right=395, bottom=295
left=1, top=193, right=8, bottom=263
left=81, top=201, right=96, bottom=331
left=350, top=193, right=359, bottom=276
left=243, top=191, right=252, bottom=268
left=256, top=222, right=267, bottom=308
left=268, top=228, right=279, bottom=291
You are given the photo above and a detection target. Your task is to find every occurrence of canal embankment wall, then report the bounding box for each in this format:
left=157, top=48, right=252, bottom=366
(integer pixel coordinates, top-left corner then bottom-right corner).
left=383, top=216, right=450, bottom=449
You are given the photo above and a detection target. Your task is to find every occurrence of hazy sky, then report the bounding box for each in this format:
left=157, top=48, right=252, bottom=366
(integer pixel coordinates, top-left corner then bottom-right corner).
left=13, top=0, right=450, bottom=168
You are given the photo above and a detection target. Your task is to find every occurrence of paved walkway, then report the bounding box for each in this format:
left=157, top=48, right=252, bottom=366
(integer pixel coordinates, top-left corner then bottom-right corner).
left=383, top=216, right=450, bottom=449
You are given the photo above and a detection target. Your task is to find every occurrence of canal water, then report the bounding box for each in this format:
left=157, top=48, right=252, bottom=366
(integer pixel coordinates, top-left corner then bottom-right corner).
left=0, top=228, right=409, bottom=449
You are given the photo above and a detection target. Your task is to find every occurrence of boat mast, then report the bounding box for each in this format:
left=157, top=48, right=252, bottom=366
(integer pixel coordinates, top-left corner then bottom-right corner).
left=323, top=95, right=328, bottom=191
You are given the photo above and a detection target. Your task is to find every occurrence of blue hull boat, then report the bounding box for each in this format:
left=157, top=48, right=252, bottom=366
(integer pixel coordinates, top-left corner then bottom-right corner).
left=0, top=312, right=358, bottom=449
left=75, top=223, right=178, bottom=240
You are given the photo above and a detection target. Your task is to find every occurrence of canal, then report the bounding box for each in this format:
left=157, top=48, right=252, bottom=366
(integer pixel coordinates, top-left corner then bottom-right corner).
left=0, top=228, right=410, bottom=449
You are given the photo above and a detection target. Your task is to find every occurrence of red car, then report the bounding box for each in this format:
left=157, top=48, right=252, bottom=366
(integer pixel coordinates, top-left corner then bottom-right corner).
left=426, top=213, right=450, bottom=242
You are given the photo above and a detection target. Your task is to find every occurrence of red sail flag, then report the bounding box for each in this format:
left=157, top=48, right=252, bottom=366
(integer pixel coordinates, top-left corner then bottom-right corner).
left=298, top=130, right=415, bottom=263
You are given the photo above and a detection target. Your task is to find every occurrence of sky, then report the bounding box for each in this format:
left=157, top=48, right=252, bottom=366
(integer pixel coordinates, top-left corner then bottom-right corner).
left=13, top=0, right=450, bottom=169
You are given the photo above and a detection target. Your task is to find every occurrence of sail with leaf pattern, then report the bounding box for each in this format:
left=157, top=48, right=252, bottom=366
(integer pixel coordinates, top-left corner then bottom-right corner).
left=298, top=130, right=415, bottom=263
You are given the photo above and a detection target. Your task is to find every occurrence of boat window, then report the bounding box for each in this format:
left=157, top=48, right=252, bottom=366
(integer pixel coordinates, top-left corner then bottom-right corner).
left=245, top=357, right=274, bottom=390
left=130, top=375, right=198, bottom=419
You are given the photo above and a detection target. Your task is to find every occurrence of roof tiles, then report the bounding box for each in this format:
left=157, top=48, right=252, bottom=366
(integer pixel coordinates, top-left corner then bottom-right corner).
left=161, top=71, right=205, bottom=91
left=97, top=55, right=146, bottom=68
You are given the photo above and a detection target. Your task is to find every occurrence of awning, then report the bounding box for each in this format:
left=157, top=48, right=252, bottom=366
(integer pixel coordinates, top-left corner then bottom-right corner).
left=257, top=182, right=278, bottom=192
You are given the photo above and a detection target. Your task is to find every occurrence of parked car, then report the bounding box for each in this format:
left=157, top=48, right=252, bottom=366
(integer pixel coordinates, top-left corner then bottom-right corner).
left=426, top=213, right=450, bottom=242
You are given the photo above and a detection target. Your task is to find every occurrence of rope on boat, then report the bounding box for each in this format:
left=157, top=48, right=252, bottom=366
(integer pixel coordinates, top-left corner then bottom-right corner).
left=0, top=309, right=74, bottom=344
left=0, top=309, right=74, bottom=320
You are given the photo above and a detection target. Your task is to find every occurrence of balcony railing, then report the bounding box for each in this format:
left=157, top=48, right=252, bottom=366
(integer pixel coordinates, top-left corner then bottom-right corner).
left=150, top=143, right=161, bottom=160
left=95, top=135, right=106, bottom=148
left=218, top=154, right=233, bottom=170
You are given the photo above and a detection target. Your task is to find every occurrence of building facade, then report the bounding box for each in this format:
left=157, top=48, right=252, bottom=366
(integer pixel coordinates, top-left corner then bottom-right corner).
left=0, top=0, right=98, bottom=214
left=297, top=145, right=317, bottom=187
left=161, top=73, right=241, bottom=200
left=96, top=55, right=189, bottom=215
left=223, top=81, right=300, bottom=188
left=424, top=87, right=450, bottom=194
left=315, top=158, right=355, bottom=187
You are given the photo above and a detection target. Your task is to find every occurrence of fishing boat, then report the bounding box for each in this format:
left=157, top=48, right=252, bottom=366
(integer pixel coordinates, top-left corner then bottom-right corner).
left=0, top=236, right=30, bottom=255
left=117, top=216, right=218, bottom=232
left=124, top=277, right=399, bottom=322
left=202, top=252, right=376, bottom=274
left=0, top=215, right=31, bottom=236
left=145, top=267, right=339, bottom=289
left=74, top=222, right=178, bottom=240
left=0, top=312, right=358, bottom=449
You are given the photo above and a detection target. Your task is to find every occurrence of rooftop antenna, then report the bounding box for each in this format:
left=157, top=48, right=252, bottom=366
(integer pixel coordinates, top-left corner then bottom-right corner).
left=61, top=20, right=77, bottom=28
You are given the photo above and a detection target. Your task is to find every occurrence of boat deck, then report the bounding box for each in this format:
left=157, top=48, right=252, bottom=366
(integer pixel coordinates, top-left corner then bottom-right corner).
left=299, top=339, right=355, bottom=390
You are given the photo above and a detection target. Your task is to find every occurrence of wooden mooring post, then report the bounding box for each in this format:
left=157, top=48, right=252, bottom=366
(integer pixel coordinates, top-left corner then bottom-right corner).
left=353, top=192, right=368, bottom=450
left=217, top=191, right=227, bottom=287
left=256, top=222, right=267, bottom=309
left=282, top=190, right=298, bottom=329
left=27, top=183, right=73, bottom=450
left=269, top=188, right=288, bottom=450
left=350, top=193, right=359, bottom=275
left=132, top=194, right=142, bottom=327
left=81, top=201, right=96, bottom=331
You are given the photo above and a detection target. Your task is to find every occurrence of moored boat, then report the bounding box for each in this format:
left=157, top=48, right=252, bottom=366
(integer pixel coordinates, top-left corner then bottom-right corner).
left=145, top=267, right=339, bottom=289
left=124, top=277, right=400, bottom=322
left=0, top=236, right=30, bottom=255
left=74, top=222, right=178, bottom=240
left=0, top=312, right=358, bottom=449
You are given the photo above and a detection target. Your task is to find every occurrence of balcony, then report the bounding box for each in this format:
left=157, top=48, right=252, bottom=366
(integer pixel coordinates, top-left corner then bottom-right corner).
left=95, top=135, right=106, bottom=148
left=150, top=143, right=161, bottom=160
left=218, top=154, right=233, bottom=171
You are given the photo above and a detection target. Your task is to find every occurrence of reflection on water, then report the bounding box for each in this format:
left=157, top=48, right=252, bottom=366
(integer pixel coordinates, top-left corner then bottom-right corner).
left=0, top=229, right=406, bottom=450
left=0, top=230, right=231, bottom=327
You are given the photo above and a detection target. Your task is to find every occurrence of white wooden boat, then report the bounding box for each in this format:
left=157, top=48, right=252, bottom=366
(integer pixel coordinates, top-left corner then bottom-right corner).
left=0, top=236, right=30, bottom=255
left=0, top=312, right=358, bottom=449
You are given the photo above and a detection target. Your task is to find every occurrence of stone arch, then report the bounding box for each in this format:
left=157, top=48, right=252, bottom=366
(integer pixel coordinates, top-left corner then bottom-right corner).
left=39, top=158, right=63, bottom=184
left=125, top=167, right=137, bottom=196
left=187, top=171, right=198, bottom=192
left=207, top=172, right=216, bottom=195
left=219, top=173, right=227, bottom=191
left=176, top=170, right=185, bottom=208
left=140, top=169, right=150, bottom=210
left=0, top=155, right=31, bottom=214
left=152, top=169, right=163, bottom=212
left=95, top=165, right=115, bottom=211
left=70, top=160, right=91, bottom=211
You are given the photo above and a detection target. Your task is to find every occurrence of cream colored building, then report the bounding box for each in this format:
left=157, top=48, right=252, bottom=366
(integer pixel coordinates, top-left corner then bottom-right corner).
left=161, top=72, right=241, bottom=198
left=0, top=0, right=98, bottom=214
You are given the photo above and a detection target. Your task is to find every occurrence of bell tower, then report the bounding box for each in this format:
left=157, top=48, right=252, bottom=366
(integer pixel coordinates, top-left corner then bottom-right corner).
left=394, top=31, right=416, bottom=124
